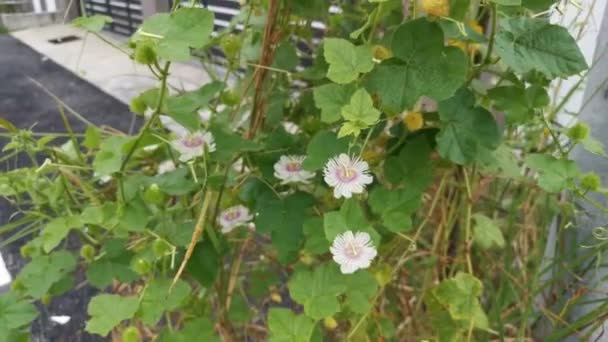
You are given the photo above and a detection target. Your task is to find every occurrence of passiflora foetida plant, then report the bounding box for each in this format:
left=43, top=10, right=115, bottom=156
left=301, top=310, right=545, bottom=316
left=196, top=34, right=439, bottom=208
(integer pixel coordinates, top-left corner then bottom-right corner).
left=1, top=0, right=606, bottom=341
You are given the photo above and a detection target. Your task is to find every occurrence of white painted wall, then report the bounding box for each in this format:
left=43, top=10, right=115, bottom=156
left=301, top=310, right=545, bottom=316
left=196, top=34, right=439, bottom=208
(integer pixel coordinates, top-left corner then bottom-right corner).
left=0, top=254, right=11, bottom=287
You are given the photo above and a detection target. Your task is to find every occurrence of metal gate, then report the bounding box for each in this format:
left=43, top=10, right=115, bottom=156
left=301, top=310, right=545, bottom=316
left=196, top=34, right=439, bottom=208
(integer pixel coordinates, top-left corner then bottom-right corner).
left=83, top=0, right=143, bottom=35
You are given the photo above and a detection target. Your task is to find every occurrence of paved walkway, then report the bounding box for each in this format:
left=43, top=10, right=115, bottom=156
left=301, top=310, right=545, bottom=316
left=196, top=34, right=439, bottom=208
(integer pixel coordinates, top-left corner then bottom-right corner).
left=11, top=24, right=212, bottom=104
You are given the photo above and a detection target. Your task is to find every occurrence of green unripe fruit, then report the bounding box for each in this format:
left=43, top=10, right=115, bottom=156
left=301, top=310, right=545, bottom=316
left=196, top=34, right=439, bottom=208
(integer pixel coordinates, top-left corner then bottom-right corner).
left=122, top=326, right=142, bottom=342
left=80, top=244, right=96, bottom=262
left=129, top=96, right=147, bottom=114
left=220, top=34, right=242, bottom=60
left=131, top=258, right=152, bottom=275
left=221, top=90, right=241, bottom=106
left=134, top=43, right=156, bottom=65
left=568, top=122, right=590, bottom=141
left=20, top=244, right=36, bottom=258
left=144, top=183, right=166, bottom=205
left=152, top=238, right=172, bottom=257
left=581, top=172, right=601, bottom=192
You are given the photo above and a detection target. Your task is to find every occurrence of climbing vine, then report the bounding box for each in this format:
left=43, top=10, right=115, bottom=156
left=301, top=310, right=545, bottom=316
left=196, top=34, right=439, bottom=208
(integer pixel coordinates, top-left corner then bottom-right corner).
left=1, top=0, right=606, bottom=341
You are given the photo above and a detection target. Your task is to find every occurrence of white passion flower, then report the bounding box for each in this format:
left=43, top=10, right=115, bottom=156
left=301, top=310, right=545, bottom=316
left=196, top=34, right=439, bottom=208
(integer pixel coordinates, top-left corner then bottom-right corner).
left=154, top=115, right=217, bottom=163
left=330, top=231, right=377, bottom=274
left=157, top=160, right=176, bottom=174
left=273, top=155, right=315, bottom=184
left=323, top=154, right=373, bottom=199
left=218, top=205, right=254, bottom=234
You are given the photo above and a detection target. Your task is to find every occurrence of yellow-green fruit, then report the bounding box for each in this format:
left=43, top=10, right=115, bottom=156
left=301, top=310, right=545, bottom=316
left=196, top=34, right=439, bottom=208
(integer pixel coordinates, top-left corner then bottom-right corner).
left=134, top=43, right=156, bottom=65
left=221, top=90, right=241, bottom=106
left=122, top=326, right=142, bottom=342
left=80, top=244, right=96, bottom=262
left=568, top=122, right=590, bottom=141
left=20, top=244, right=36, bottom=258
left=131, top=258, right=152, bottom=275
left=220, top=34, right=242, bottom=60
left=323, top=316, right=338, bottom=330
left=372, top=45, right=391, bottom=61
left=270, top=292, right=282, bottom=303
left=152, top=238, right=171, bottom=257
left=404, top=111, right=424, bottom=131
left=421, top=0, right=449, bottom=17
left=581, top=172, right=601, bottom=191
left=129, top=96, right=147, bottom=114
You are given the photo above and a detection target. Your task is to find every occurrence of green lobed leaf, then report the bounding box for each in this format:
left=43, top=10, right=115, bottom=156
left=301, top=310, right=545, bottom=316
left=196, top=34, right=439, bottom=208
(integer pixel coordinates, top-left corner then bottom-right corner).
left=255, top=191, right=315, bottom=262
left=430, top=272, right=489, bottom=331
left=525, top=154, right=580, bottom=192
left=495, top=18, right=587, bottom=79
left=342, top=271, right=379, bottom=314
left=157, top=318, right=218, bottom=342
left=368, top=186, right=421, bottom=233
left=288, top=263, right=346, bottom=320
left=323, top=38, right=374, bottom=84
left=302, top=131, right=349, bottom=171
left=137, top=278, right=191, bottom=326
left=384, top=135, right=434, bottom=190
left=313, top=83, right=357, bottom=123
left=366, top=18, right=468, bottom=115
left=472, top=214, right=505, bottom=249
left=267, top=308, right=316, bottom=342
left=85, top=294, right=139, bottom=336
left=436, top=88, right=501, bottom=165
left=15, top=251, right=77, bottom=298
left=41, top=216, right=82, bottom=253
left=339, top=89, right=380, bottom=137
left=0, top=293, right=38, bottom=336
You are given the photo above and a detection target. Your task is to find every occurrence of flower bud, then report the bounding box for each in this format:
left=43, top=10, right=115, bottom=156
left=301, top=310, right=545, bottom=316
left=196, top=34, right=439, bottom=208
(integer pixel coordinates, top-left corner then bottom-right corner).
left=129, top=96, right=147, bottom=114
left=220, top=34, right=242, bottom=60
left=20, top=244, right=36, bottom=258
left=134, top=42, right=156, bottom=65
left=581, top=172, right=601, bottom=192
left=568, top=122, right=590, bottom=141
left=144, top=183, right=165, bottom=205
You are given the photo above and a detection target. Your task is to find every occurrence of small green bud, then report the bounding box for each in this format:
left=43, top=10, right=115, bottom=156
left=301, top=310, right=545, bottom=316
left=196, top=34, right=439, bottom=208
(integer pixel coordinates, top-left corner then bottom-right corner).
left=129, top=96, right=147, bottom=114
left=152, top=238, right=171, bottom=257
left=568, top=122, right=590, bottom=141
left=144, top=183, right=166, bottom=205
left=122, top=326, right=141, bottom=342
left=20, top=244, right=36, bottom=258
left=134, top=42, right=156, bottom=65
left=131, top=258, right=152, bottom=275
left=80, top=244, right=96, bottom=262
left=220, top=34, right=242, bottom=60
left=581, top=172, right=601, bottom=192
